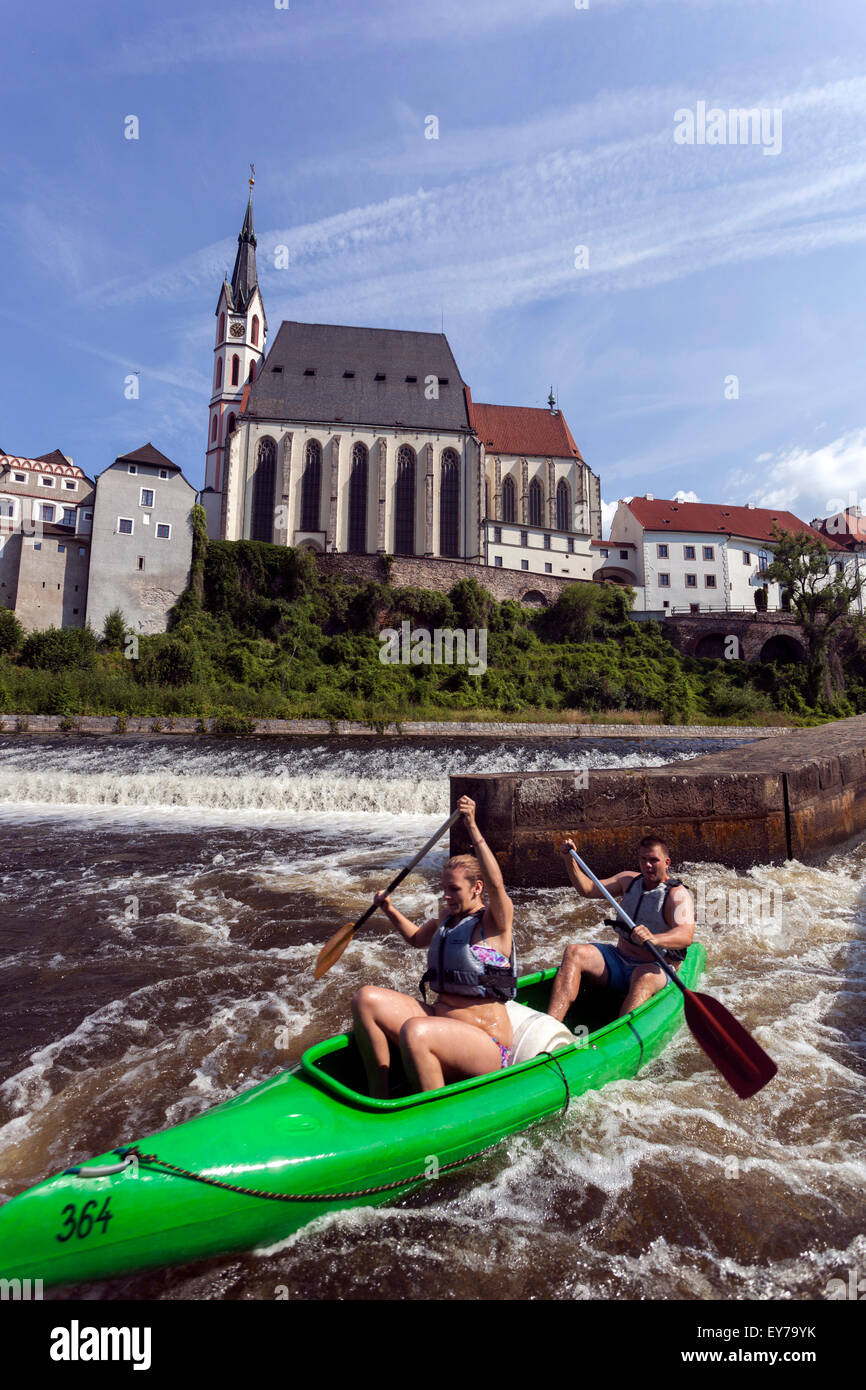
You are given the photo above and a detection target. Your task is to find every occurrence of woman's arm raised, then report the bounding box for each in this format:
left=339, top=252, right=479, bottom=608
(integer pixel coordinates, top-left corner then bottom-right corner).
left=459, top=795, right=513, bottom=947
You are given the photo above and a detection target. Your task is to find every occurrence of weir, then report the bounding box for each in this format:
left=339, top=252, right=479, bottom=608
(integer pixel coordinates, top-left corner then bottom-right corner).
left=449, top=713, right=866, bottom=884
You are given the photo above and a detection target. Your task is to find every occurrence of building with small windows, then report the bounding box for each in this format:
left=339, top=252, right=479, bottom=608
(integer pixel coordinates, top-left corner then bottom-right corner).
left=0, top=450, right=94, bottom=628
left=201, top=181, right=601, bottom=572
left=85, top=444, right=197, bottom=636
left=605, top=496, right=848, bottom=614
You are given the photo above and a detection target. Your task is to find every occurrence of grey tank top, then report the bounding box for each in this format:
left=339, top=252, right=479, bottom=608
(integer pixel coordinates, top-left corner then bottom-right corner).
left=618, top=876, right=687, bottom=962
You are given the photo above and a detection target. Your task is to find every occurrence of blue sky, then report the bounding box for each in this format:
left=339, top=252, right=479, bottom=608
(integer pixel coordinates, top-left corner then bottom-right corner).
left=3, top=0, right=866, bottom=535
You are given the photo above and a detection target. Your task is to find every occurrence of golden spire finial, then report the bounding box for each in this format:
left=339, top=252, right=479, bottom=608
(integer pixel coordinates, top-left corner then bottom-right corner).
left=249, top=162, right=255, bottom=189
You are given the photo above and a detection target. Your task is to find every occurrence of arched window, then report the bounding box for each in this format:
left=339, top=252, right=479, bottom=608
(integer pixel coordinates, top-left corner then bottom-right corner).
left=218, top=312, right=225, bottom=344
left=439, top=449, right=460, bottom=557
left=215, top=357, right=222, bottom=390
left=231, top=354, right=240, bottom=386
left=251, top=316, right=260, bottom=347
left=348, top=442, right=368, bottom=552
left=556, top=479, right=570, bottom=532
left=502, top=475, right=516, bottom=524
left=395, top=445, right=416, bottom=555
left=251, top=437, right=276, bottom=543
left=485, top=478, right=491, bottom=520
left=211, top=415, right=218, bottom=442
left=226, top=413, right=236, bottom=435
left=529, top=478, right=543, bottom=528
left=301, top=440, right=322, bottom=531
left=248, top=360, right=256, bottom=383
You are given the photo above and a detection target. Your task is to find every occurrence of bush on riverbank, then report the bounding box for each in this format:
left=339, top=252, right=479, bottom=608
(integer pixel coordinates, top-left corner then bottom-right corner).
left=0, top=528, right=858, bottom=725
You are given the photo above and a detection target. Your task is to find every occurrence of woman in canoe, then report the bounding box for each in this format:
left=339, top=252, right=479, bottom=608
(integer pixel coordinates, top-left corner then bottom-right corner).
left=351, top=795, right=516, bottom=1098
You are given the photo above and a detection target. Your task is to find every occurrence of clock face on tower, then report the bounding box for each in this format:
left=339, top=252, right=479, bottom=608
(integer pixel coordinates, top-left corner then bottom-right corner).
left=230, top=323, right=245, bottom=338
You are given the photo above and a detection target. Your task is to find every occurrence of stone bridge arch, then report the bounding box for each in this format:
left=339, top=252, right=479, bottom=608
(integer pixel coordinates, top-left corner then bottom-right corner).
left=662, top=612, right=808, bottom=664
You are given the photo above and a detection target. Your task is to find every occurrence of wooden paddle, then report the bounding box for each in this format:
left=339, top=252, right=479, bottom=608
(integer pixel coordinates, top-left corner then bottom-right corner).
left=569, top=849, right=777, bottom=1099
left=314, top=808, right=462, bottom=979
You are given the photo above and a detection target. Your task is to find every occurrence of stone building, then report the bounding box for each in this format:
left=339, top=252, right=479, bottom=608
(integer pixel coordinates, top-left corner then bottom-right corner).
left=201, top=182, right=601, bottom=571
left=0, top=450, right=95, bottom=628
left=86, top=444, right=197, bottom=636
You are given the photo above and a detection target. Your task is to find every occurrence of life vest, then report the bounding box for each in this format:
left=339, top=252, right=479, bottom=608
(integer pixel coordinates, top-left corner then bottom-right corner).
left=420, top=908, right=517, bottom=1003
left=611, top=876, right=688, bottom=963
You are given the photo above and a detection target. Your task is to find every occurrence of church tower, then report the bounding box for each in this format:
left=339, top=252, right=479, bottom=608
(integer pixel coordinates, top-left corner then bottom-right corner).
left=204, top=168, right=267, bottom=495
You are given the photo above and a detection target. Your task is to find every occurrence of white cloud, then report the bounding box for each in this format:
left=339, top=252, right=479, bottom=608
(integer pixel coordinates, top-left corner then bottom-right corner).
left=748, top=427, right=866, bottom=519
left=673, top=489, right=700, bottom=502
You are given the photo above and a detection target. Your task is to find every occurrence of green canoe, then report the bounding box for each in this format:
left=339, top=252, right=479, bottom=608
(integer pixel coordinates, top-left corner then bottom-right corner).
left=0, top=945, right=705, bottom=1288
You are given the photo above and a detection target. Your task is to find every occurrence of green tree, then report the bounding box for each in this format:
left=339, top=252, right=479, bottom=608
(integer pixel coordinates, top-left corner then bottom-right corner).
left=0, top=608, right=24, bottom=656
left=102, top=608, right=128, bottom=651
left=764, top=525, right=865, bottom=707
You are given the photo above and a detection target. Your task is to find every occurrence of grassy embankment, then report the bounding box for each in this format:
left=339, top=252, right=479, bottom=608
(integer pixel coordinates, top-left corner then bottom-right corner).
left=0, top=507, right=862, bottom=730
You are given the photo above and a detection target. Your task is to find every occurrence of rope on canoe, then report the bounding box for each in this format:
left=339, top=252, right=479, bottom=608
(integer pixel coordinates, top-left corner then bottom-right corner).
left=543, top=1052, right=572, bottom=1112
left=106, top=1142, right=501, bottom=1204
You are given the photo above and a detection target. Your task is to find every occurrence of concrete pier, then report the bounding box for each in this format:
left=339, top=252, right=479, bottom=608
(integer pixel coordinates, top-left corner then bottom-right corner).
left=450, top=714, right=866, bottom=883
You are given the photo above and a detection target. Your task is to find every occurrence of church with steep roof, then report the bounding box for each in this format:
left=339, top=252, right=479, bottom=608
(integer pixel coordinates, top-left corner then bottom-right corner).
left=201, top=180, right=601, bottom=581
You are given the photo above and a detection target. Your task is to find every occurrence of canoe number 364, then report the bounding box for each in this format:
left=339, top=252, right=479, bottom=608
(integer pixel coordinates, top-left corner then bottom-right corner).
left=55, top=1199, right=114, bottom=1243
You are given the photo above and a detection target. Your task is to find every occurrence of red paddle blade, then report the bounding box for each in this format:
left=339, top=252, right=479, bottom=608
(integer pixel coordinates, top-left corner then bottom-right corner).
left=314, top=923, right=356, bottom=980
left=683, top=990, right=777, bottom=1100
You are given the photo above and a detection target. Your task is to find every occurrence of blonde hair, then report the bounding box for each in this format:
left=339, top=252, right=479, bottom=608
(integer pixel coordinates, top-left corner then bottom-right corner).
left=443, top=854, right=482, bottom=886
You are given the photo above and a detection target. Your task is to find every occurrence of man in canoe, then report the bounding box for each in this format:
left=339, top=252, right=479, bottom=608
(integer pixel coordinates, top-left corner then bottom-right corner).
left=351, top=795, right=516, bottom=1098
left=546, top=834, right=695, bottom=1022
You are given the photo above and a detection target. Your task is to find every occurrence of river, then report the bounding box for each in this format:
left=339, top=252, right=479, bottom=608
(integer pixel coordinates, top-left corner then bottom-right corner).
left=0, top=733, right=863, bottom=1300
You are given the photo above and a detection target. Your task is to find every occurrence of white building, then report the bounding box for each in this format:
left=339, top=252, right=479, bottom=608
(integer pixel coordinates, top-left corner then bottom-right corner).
left=202, top=183, right=601, bottom=570
left=601, top=496, right=849, bottom=613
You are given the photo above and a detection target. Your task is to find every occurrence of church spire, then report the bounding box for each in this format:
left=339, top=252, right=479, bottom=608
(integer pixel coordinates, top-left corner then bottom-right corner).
left=229, top=165, right=258, bottom=312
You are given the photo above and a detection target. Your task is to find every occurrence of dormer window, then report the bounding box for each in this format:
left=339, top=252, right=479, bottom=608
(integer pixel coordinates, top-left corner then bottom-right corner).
left=303, top=368, right=316, bottom=376
left=405, top=375, right=417, bottom=383
left=375, top=373, right=386, bottom=381
left=128, top=463, right=138, bottom=474
left=272, top=365, right=283, bottom=373
left=343, top=370, right=355, bottom=378
left=159, top=469, right=169, bottom=480
left=438, top=377, right=449, bottom=385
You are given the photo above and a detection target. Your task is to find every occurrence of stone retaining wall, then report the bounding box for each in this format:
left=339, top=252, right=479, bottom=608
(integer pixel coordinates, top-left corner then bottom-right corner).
left=316, top=553, right=585, bottom=605
left=449, top=713, right=866, bottom=881
left=0, top=714, right=790, bottom=740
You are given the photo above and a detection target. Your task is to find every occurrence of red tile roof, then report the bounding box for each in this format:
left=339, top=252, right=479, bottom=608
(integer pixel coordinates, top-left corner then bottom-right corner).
left=468, top=398, right=585, bottom=461
left=624, top=497, right=846, bottom=550
left=812, top=510, right=866, bottom=549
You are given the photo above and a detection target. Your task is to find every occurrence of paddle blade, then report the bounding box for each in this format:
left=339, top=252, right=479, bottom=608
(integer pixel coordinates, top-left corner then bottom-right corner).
left=683, top=990, right=778, bottom=1100
left=314, top=923, right=356, bottom=980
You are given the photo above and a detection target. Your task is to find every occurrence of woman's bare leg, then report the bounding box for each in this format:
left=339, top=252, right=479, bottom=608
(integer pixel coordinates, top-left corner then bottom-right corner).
left=399, top=1015, right=506, bottom=1093
left=351, top=986, right=429, bottom=1098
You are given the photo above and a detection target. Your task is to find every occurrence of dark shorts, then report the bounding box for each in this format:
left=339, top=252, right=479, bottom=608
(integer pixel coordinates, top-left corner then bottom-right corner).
left=594, top=943, right=674, bottom=996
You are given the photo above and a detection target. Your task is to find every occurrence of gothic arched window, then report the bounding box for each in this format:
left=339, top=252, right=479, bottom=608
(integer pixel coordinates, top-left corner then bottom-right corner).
left=218, top=312, right=225, bottom=344
left=251, top=437, right=276, bottom=542
left=215, top=357, right=222, bottom=390
left=529, top=478, right=543, bottom=528
left=439, top=449, right=460, bottom=557
left=251, top=315, right=260, bottom=347
left=556, top=479, right=570, bottom=532
left=231, top=354, right=240, bottom=386
left=502, top=475, right=516, bottom=524
left=395, top=445, right=416, bottom=555
left=348, top=442, right=368, bottom=552
left=227, top=413, right=236, bottom=435
left=301, top=440, right=322, bottom=532
left=248, top=360, right=256, bottom=383
left=211, top=415, right=218, bottom=442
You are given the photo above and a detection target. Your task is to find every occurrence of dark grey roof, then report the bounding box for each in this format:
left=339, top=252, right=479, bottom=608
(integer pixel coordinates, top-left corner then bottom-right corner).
left=244, top=321, right=471, bottom=432
left=228, top=190, right=258, bottom=313
left=114, top=443, right=180, bottom=472
left=35, top=449, right=75, bottom=468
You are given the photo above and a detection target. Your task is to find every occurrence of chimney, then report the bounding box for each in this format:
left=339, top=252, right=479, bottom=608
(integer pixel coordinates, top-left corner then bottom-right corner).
left=747, top=502, right=755, bottom=509
left=645, top=493, right=654, bottom=501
